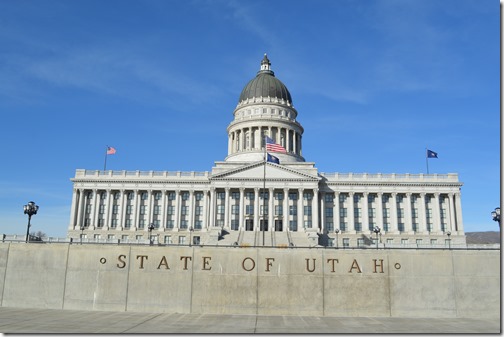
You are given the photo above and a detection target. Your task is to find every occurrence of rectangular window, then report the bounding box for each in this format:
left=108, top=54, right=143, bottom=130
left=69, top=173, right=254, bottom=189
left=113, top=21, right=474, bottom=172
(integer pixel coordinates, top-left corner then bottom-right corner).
left=368, top=208, right=375, bottom=217
left=354, top=208, right=361, bottom=218
left=164, top=236, right=172, bottom=244
left=168, top=192, right=176, bottom=200
left=397, top=208, right=404, bottom=218
left=412, top=208, right=418, bottom=218
left=383, top=208, right=389, bottom=218
left=180, top=220, right=188, bottom=229
left=128, top=192, right=134, bottom=200
left=140, top=205, right=146, bottom=215
left=194, top=220, right=202, bottom=230
left=260, top=192, right=269, bottom=200
left=167, top=206, right=174, bottom=215
left=275, top=192, right=284, bottom=200
left=99, top=205, right=105, bottom=214
left=289, top=192, right=298, bottom=200
left=182, top=192, right=189, bottom=200
left=114, top=192, right=120, bottom=200
left=217, top=192, right=225, bottom=200
left=154, top=205, right=160, bottom=215
left=303, top=193, right=313, bottom=200
left=246, top=192, right=254, bottom=200
left=101, top=192, right=106, bottom=200
left=181, top=206, right=189, bottom=215
left=416, top=239, right=422, bottom=245
left=141, top=192, right=148, bottom=200
left=325, top=194, right=334, bottom=203
left=179, top=236, right=186, bottom=245
left=167, top=220, right=174, bottom=229
left=125, top=219, right=131, bottom=228
left=231, top=219, right=239, bottom=231
left=121, top=235, right=129, bottom=241
left=94, top=234, right=101, bottom=239
left=342, top=238, right=350, bottom=248
left=401, top=239, right=408, bottom=245
left=260, top=205, right=268, bottom=216
left=386, top=238, right=394, bottom=245
left=430, top=239, right=437, bottom=245
left=231, top=192, right=240, bottom=200
left=155, top=192, right=162, bottom=200
left=108, top=234, right=115, bottom=240
left=195, top=192, right=203, bottom=201
left=340, top=208, right=347, bottom=217
left=275, top=205, right=283, bottom=216
left=289, top=220, right=297, bottom=231
left=289, top=205, right=297, bottom=215
left=339, top=194, right=346, bottom=202
left=153, top=220, right=160, bottom=228
left=138, top=219, right=145, bottom=229
left=368, top=194, right=375, bottom=203
left=245, top=205, right=254, bottom=215
left=217, top=205, right=225, bottom=215
left=195, top=206, right=203, bottom=216
left=111, top=219, right=117, bottom=228
left=112, top=205, right=119, bottom=214
left=231, top=205, right=239, bottom=215
left=326, top=222, right=333, bottom=232
left=97, top=219, right=104, bottom=227
left=304, top=206, right=312, bottom=216
left=357, top=238, right=364, bottom=247
left=136, top=235, right=143, bottom=241
left=325, top=207, right=333, bottom=218
left=304, top=220, right=312, bottom=228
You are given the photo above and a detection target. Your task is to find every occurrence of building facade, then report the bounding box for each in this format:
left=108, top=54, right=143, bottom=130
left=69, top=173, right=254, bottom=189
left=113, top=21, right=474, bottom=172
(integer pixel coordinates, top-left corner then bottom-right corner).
left=68, top=55, right=466, bottom=247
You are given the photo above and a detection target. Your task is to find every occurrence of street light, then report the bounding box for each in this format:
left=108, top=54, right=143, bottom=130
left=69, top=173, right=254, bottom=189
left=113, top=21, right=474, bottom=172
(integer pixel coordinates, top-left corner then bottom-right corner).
left=23, top=201, right=39, bottom=243
left=334, top=228, right=340, bottom=248
left=491, top=207, right=500, bottom=226
left=373, top=226, right=381, bottom=250
left=80, top=225, right=85, bottom=245
left=447, top=231, right=451, bottom=250
left=148, top=223, right=155, bottom=245
left=189, top=226, right=194, bottom=247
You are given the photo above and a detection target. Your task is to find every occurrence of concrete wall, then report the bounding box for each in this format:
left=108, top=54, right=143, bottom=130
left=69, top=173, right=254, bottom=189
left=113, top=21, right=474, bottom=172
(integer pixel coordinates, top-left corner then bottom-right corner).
left=0, top=243, right=499, bottom=318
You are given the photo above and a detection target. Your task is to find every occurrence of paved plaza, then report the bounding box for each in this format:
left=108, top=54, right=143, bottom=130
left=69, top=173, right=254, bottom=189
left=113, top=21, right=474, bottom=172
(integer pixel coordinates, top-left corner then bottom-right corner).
left=0, top=307, right=500, bottom=334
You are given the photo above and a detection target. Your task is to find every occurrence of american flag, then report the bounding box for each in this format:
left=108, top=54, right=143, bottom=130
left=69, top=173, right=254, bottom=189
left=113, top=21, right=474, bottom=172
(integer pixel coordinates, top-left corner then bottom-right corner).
left=107, top=146, right=116, bottom=155
left=265, top=136, right=287, bottom=153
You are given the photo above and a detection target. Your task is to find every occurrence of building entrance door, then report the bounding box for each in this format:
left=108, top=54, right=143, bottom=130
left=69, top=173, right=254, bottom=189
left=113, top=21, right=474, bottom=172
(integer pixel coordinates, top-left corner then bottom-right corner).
left=260, top=220, right=268, bottom=231
left=245, top=219, right=254, bottom=231
left=275, top=220, right=283, bottom=231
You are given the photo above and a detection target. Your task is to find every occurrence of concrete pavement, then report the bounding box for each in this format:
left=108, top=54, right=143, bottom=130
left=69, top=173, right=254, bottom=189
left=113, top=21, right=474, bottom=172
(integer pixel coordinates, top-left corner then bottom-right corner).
left=0, top=307, right=500, bottom=334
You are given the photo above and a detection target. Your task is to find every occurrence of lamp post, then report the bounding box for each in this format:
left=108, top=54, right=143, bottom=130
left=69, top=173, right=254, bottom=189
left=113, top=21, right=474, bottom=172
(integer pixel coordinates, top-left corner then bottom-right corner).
left=491, top=207, right=500, bottom=227
left=447, top=231, right=451, bottom=250
left=148, top=223, right=155, bottom=245
left=189, top=226, right=194, bottom=247
left=80, top=225, right=85, bottom=245
left=23, top=201, right=39, bottom=243
left=334, top=228, right=340, bottom=248
left=373, top=226, right=381, bottom=250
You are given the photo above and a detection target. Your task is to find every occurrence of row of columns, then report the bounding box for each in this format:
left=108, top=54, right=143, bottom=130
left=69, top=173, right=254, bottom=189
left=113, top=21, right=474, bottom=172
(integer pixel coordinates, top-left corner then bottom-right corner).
left=228, top=126, right=301, bottom=155
left=69, top=188, right=463, bottom=235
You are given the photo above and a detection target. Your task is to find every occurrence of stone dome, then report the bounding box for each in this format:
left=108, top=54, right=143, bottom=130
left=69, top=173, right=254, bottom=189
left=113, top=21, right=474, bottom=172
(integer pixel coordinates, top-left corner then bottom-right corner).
left=238, top=54, right=292, bottom=104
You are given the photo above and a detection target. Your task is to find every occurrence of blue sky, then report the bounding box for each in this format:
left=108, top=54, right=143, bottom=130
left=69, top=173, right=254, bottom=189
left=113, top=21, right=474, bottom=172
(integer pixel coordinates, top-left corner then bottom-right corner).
left=0, top=0, right=499, bottom=237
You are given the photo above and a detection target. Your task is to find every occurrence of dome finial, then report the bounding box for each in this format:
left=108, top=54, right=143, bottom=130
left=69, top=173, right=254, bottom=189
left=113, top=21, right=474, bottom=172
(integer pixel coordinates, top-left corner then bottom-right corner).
left=260, top=53, right=272, bottom=73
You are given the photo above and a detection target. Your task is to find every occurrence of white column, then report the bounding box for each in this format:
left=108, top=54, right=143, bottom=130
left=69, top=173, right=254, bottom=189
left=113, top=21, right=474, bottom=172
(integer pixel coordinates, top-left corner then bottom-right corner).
left=119, top=190, right=127, bottom=231
left=284, top=188, right=290, bottom=231
left=404, top=193, right=413, bottom=233
left=432, top=193, right=442, bottom=234
left=224, top=188, right=230, bottom=230
left=174, top=190, right=181, bottom=231
left=76, top=189, right=85, bottom=229
left=348, top=192, right=355, bottom=233
left=448, top=193, right=456, bottom=233
left=390, top=193, right=399, bottom=234
left=131, top=190, right=140, bottom=231
left=239, top=188, right=245, bottom=230
left=254, top=188, right=260, bottom=231
left=69, top=188, right=78, bottom=230
left=376, top=193, right=384, bottom=231
left=105, top=190, right=113, bottom=230
left=312, top=189, right=319, bottom=231
left=362, top=192, right=369, bottom=232
left=454, top=192, right=464, bottom=233
left=297, top=189, right=304, bottom=230
left=418, top=193, right=428, bottom=233
left=161, top=191, right=167, bottom=230
left=90, top=189, right=99, bottom=230
left=334, top=192, right=340, bottom=232
left=268, top=188, right=274, bottom=231
left=187, top=190, right=194, bottom=230
left=209, top=188, right=215, bottom=228
left=148, top=190, right=154, bottom=226
left=320, top=192, right=326, bottom=233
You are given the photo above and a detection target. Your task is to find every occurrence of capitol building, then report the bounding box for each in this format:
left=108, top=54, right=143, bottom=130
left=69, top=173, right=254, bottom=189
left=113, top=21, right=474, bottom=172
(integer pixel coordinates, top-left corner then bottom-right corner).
left=68, top=55, right=466, bottom=248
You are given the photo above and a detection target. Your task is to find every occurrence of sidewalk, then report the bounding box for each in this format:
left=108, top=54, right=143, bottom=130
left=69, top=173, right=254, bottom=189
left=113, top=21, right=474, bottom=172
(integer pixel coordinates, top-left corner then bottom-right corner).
left=0, top=307, right=500, bottom=334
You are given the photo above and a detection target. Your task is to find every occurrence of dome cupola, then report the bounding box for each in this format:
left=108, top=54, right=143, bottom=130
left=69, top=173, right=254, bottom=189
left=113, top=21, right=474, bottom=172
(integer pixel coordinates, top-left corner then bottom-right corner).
left=238, top=54, right=292, bottom=105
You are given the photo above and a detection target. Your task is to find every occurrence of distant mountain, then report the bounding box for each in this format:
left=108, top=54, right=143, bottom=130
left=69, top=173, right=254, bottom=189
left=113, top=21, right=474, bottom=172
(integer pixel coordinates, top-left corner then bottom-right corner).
left=466, top=231, right=501, bottom=244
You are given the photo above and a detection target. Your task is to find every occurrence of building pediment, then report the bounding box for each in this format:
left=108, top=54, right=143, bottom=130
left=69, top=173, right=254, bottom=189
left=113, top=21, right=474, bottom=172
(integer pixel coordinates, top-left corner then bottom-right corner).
left=210, top=161, right=320, bottom=182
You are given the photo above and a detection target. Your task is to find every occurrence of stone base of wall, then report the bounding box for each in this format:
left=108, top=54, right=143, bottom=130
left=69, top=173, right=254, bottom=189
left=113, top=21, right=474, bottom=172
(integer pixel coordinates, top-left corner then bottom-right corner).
left=0, top=243, right=499, bottom=318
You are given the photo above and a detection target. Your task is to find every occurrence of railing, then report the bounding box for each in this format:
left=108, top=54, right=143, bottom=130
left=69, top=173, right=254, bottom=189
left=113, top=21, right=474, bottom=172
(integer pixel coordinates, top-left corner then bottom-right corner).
left=76, top=170, right=209, bottom=178
left=319, top=172, right=459, bottom=182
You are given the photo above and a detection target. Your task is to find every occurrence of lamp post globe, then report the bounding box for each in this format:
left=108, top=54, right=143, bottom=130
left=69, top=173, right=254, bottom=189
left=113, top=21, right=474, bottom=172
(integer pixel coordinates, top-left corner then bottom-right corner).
left=334, top=228, right=340, bottom=248
left=23, top=201, right=39, bottom=243
left=148, top=223, right=155, bottom=245
left=447, top=231, right=451, bottom=249
left=373, top=226, right=381, bottom=249
left=189, top=226, right=194, bottom=247
left=491, top=207, right=500, bottom=226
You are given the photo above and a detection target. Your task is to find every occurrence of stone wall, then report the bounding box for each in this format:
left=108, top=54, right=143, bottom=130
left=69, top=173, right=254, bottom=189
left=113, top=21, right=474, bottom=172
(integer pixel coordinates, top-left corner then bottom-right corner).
left=0, top=243, right=499, bottom=318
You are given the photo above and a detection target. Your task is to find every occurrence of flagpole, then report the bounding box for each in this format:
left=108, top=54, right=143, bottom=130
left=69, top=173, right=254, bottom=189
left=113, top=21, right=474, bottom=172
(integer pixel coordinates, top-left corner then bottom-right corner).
left=263, top=137, right=266, bottom=247
left=104, top=146, right=108, bottom=172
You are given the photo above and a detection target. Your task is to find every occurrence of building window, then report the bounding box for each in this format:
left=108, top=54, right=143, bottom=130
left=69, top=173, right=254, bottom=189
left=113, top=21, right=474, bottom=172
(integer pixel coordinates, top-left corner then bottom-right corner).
left=217, top=205, right=225, bottom=214
left=154, top=205, right=160, bottom=215
left=108, top=234, right=115, bottom=240
left=326, top=222, right=334, bottom=232
left=167, top=220, right=174, bottom=229
left=114, top=192, right=120, bottom=200
left=430, top=239, right=437, bottom=245
left=245, top=205, right=254, bottom=215
left=181, top=206, right=189, bottom=215
left=231, top=205, right=239, bottom=215
left=97, top=219, right=104, bottom=227
left=127, top=192, right=134, bottom=200
left=195, top=192, right=203, bottom=201
left=180, top=220, right=188, bottom=229
left=275, top=205, right=283, bottom=216
left=260, top=205, right=268, bottom=216
left=194, top=220, right=202, bottom=230
left=179, top=236, right=186, bottom=245
left=141, top=192, right=148, bottom=200
left=342, top=238, right=350, bottom=248
left=303, top=193, right=312, bottom=200
left=136, top=235, right=143, bottom=241
left=339, top=194, right=346, bottom=202
left=401, top=239, right=408, bottom=245
left=386, top=238, right=394, bottom=245
left=340, top=208, right=347, bottom=217
left=325, top=194, right=334, bottom=203
left=217, top=192, right=225, bottom=200
left=167, top=206, right=174, bottom=215
left=275, top=192, right=284, bottom=200
left=125, top=219, right=131, bottom=228
left=289, top=192, right=298, bottom=200
left=416, top=239, right=422, bottom=245
left=195, top=206, right=203, bottom=216
left=260, top=192, right=269, bottom=200
left=168, top=192, right=176, bottom=200
left=121, top=235, right=129, bottom=241
left=231, top=192, right=240, bottom=200
left=99, top=205, right=105, bottom=214
left=164, top=236, right=172, bottom=244
left=304, top=206, right=312, bottom=216
left=182, top=192, right=189, bottom=201
left=112, top=205, right=119, bottom=214
left=155, top=192, right=162, bottom=200
left=304, top=220, right=312, bottom=228
left=357, top=238, right=364, bottom=247
left=231, top=220, right=239, bottom=231
left=140, top=205, right=146, bottom=215
left=246, top=192, right=254, bottom=200
left=289, top=205, right=297, bottom=215
left=153, top=220, right=160, bottom=228
left=111, top=219, right=117, bottom=228
left=289, top=221, right=297, bottom=231
left=101, top=192, right=107, bottom=200
left=139, top=219, right=145, bottom=229
left=326, top=207, right=334, bottom=218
